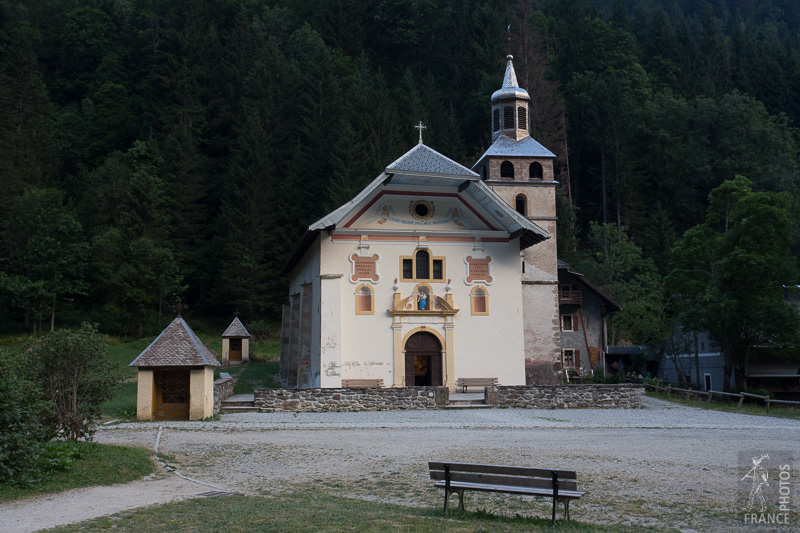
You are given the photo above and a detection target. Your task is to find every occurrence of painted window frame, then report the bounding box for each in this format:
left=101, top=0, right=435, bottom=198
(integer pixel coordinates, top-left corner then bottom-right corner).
left=354, top=283, right=375, bottom=315
left=469, top=285, right=489, bottom=316
left=400, top=248, right=446, bottom=283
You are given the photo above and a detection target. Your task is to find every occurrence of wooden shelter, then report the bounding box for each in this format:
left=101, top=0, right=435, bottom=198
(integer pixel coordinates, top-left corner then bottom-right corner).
left=130, top=317, right=220, bottom=420
left=221, top=316, right=251, bottom=365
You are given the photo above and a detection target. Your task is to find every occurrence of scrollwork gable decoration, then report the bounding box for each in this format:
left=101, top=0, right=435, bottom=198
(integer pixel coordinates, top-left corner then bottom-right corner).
left=350, top=253, right=380, bottom=283
left=464, top=255, right=493, bottom=285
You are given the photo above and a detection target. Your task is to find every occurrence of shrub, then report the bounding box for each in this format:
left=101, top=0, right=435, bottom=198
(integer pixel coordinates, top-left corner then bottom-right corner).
left=0, top=349, right=48, bottom=485
left=24, top=324, right=121, bottom=441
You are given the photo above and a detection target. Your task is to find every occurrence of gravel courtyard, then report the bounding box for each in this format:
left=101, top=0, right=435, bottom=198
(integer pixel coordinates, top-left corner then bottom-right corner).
left=3, top=397, right=798, bottom=532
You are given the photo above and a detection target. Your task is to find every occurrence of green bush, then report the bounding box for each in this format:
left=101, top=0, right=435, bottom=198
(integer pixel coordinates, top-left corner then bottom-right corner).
left=0, top=350, right=48, bottom=486
left=24, top=324, right=121, bottom=441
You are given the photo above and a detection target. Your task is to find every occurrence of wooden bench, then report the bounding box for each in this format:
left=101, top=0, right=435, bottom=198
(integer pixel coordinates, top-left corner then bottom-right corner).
left=455, top=377, right=498, bottom=393
left=341, top=379, right=384, bottom=388
left=428, top=461, right=584, bottom=525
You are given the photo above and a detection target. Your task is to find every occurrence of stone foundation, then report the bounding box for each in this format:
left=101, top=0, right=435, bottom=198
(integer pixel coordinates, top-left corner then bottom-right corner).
left=255, top=386, right=449, bottom=412
left=492, top=384, right=644, bottom=409
left=252, top=384, right=643, bottom=412
left=213, top=377, right=236, bottom=414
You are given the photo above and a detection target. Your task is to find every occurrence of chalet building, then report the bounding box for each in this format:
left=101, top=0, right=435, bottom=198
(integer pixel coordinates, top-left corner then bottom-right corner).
left=557, top=261, right=621, bottom=373
left=280, top=55, right=561, bottom=389
left=130, top=317, right=220, bottom=420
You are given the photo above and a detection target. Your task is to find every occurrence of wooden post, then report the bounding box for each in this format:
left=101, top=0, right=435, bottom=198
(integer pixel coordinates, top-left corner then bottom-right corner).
left=737, top=395, right=744, bottom=409
left=706, top=391, right=712, bottom=404
left=666, top=385, right=672, bottom=398
left=766, top=399, right=770, bottom=414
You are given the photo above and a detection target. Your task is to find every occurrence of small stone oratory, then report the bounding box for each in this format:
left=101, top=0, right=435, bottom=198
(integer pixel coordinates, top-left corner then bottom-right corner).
left=130, top=317, right=220, bottom=420
left=280, top=56, right=560, bottom=390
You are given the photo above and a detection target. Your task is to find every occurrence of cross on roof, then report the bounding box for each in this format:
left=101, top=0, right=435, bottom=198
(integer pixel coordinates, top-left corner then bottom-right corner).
left=415, top=121, right=426, bottom=145
left=173, top=297, right=187, bottom=317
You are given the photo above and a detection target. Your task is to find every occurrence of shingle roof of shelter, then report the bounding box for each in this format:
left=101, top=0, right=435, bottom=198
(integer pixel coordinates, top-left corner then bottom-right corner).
left=130, top=317, right=220, bottom=367
left=222, top=317, right=250, bottom=338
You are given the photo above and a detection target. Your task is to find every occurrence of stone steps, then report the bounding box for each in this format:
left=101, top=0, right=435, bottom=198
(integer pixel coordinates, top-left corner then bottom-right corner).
left=220, top=393, right=257, bottom=413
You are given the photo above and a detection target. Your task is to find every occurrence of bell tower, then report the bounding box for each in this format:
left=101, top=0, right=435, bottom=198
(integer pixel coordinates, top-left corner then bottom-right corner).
left=473, top=54, right=561, bottom=385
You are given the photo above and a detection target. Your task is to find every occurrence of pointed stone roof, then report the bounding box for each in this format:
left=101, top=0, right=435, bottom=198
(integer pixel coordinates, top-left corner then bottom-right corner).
left=130, top=317, right=220, bottom=367
left=491, top=55, right=530, bottom=102
left=385, top=143, right=479, bottom=179
left=222, top=317, right=250, bottom=338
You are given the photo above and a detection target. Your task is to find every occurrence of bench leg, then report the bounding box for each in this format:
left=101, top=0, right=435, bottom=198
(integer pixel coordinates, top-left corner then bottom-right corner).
left=563, top=498, right=570, bottom=521
left=455, top=488, right=465, bottom=512
left=443, top=488, right=449, bottom=516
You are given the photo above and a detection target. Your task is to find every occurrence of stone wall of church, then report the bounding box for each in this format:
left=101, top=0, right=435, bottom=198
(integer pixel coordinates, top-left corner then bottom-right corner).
left=253, top=384, right=642, bottom=411
left=255, top=386, right=450, bottom=412
left=489, top=384, right=644, bottom=408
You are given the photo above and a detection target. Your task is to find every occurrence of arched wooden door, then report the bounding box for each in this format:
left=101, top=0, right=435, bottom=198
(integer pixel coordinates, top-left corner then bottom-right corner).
left=154, top=368, right=190, bottom=420
left=404, top=332, right=442, bottom=387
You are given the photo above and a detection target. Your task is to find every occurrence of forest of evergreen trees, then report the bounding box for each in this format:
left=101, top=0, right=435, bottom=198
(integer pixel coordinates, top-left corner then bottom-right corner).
left=2, top=0, right=800, bottom=349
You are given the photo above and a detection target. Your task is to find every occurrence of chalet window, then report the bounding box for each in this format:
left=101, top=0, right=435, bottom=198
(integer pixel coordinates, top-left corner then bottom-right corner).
left=500, top=161, right=514, bottom=179
left=561, top=315, right=578, bottom=332
left=529, top=162, right=543, bottom=179
left=518, top=106, right=527, bottom=130
left=562, top=349, right=578, bottom=368
left=400, top=249, right=445, bottom=282
left=515, top=194, right=526, bottom=216
left=503, top=106, right=514, bottom=129
left=493, top=109, right=500, bottom=131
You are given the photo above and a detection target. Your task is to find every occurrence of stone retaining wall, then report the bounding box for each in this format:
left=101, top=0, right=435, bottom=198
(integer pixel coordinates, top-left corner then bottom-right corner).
left=255, top=386, right=449, bottom=412
left=213, top=377, right=236, bottom=414
left=489, top=384, right=644, bottom=408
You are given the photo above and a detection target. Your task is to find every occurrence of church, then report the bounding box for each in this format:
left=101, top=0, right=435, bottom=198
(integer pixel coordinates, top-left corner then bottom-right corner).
left=280, top=56, right=561, bottom=390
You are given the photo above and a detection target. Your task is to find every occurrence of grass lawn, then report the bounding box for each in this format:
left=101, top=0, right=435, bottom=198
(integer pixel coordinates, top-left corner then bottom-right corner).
left=0, top=442, right=155, bottom=503
left=646, top=389, right=800, bottom=420
left=47, top=491, right=656, bottom=533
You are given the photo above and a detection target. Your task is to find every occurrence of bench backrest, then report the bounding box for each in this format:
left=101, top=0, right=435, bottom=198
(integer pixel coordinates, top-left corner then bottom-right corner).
left=456, top=378, right=498, bottom=385
left=428, top=462, right=578, bottom=492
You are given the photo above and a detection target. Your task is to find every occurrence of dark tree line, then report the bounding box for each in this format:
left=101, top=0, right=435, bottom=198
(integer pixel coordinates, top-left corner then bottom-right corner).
left=1, top=0, right=799, bottom=349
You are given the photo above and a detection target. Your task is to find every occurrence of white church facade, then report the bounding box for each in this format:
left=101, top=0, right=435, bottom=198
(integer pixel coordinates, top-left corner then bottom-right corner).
left=280, top=56, right=560, bottom=389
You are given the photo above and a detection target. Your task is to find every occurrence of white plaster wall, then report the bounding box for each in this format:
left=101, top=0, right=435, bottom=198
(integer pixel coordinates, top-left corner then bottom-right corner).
left=288, top=236, right=322, bottom=387
left=319, top=273, right=343, bottom=387
left=322, top=236, right=527, bottom=386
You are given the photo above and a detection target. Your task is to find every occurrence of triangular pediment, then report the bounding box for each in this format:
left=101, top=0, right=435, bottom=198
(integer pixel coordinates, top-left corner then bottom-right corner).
left=342, top=191, right=496, bottom=232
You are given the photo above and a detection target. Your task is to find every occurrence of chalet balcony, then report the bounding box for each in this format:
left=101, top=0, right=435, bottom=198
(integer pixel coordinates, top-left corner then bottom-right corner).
left=559, top=288, right=582, bottom=306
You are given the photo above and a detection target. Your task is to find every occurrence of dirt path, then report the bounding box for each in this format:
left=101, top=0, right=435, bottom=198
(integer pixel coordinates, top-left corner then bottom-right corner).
left=2, top=399, right=798, bottom=532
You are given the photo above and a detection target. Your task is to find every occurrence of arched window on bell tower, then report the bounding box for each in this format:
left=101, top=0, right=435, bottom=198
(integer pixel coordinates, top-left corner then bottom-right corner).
left=500, top=161, right=514, bottom=179
left=518, top=106, right=527, bottom=131
left=503, top=106, right=514, bottom=129
left=493, top=109, right=500, bottom=132
left=529, top=162, right=543, bottom=180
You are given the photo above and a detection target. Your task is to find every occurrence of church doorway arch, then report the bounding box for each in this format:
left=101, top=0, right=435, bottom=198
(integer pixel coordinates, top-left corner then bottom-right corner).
left=404, top=332, right=442, bottom=387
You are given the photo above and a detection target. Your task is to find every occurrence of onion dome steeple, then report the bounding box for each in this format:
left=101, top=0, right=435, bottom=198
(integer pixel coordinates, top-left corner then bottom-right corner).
left=490, top=55, right=530, bottom=142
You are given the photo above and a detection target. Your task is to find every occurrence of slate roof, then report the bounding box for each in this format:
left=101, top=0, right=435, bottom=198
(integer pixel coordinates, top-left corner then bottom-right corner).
left=385, top=143, right=479, bottom=178
left=222, top=317, right=250, bottom=338
left=475, top=134, right=556, bottom=162
left=491, top=55, right=530, bottom=102
left=130, top=317, right=220, bottom=367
